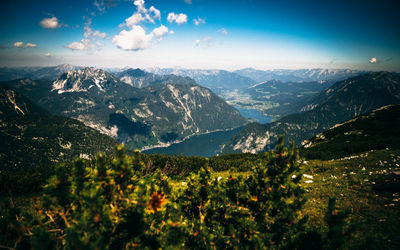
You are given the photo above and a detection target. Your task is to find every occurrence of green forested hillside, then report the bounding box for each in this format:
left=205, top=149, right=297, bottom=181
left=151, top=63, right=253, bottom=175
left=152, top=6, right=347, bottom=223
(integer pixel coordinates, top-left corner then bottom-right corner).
left=0, top=86, right=117, bottom=171
left=300, top=104, right=400, bottom=159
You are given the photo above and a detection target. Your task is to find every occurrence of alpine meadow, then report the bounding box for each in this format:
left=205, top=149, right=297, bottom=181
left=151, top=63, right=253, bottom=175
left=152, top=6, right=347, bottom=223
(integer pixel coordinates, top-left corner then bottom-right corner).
left=1, top=0, right=400, bottom=249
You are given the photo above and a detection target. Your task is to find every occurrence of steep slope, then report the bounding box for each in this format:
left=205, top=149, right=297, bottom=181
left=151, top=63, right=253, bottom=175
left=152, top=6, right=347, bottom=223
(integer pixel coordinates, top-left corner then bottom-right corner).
left=0, top=86, right=117, bottom=171
left=234, top=68, right=364, bottom=83
left=146, top=68, right=256, bottom=94
left=227, top=72, right=400, bottom=153
left=300, top=104, right=400, bottom=159
left=2, top=68, right=247, bottom=149
left=137, top=83, right=246, bottom=146
left=117, top=68, right=196, bottom=88
left=301, top=72, right=400, bottom=113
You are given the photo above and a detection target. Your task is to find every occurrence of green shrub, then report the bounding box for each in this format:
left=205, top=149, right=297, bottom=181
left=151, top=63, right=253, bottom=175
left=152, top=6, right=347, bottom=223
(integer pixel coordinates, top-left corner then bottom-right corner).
left=0, top=137, right=350, bottom=249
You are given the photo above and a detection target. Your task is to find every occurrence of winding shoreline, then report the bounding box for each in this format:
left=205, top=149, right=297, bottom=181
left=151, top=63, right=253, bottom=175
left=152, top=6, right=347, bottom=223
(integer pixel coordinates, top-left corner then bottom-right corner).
left=140, top=125, right=245, bottom=152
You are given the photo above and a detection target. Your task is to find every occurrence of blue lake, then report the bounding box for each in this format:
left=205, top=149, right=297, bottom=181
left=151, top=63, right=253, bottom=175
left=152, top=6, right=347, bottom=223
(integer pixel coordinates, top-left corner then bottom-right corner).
left=142, top=108, right=273, bottom=157
left=235, top=107, right=274, bottom=124
left=142, top=127, right=243, bottom=157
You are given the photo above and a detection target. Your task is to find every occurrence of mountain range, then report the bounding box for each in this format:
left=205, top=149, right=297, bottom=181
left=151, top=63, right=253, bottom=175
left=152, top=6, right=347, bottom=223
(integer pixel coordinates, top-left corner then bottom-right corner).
left=117, top=68, right=197, bottom=88
left=0, top=85, right=117, bottom=171
left=224, top=72, right=400, bottom=153
left=2, top=64, right=399, bottom=160
left=145, top=67, right=257, bottom=94
left=234, top=68, right=365, bottom=83
left=0, top=64, right=81, bottom=81
left=1, top=67, right=247, bottom=150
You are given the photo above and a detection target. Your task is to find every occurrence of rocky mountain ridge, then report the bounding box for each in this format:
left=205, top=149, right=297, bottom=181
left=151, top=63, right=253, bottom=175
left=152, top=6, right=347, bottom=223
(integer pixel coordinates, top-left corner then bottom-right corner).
left=225, top=72, right=400, bottom=153
left=1, top=67, right=247, bottom=150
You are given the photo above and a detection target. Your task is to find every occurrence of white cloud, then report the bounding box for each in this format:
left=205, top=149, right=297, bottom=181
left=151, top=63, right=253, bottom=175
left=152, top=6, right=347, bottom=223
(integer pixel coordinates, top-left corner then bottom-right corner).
left=114, top=1, right=185, bottom=51
left=124, top=1, right=161, bottom=27
left=184, top=0, right=192, bottom=4
left=84, top=25, right=106, bottom=39
left=64, top=38, right=97, bottom=51
left=44, top=52, right=51, bottom=57
left=149, top=6, right=161, bottom=20
left=113, top=25, right=153, bottom=51
left=13, top=42, right=37, bottom=48
left=13, top=42, right=25, bottom=48
left=64, top=18, right=106, bottom=51
left=369, top=57, right=377, bottom=64
left=218, top=28, right=228, bottom=35
left=64, top=41, right=86, bottom=50
left=25, top=43, right=37, bottom=48
left=152, top=25, right=168, bottom=41
left=134, top=0, right=146, bottom=13
left=92, top=30, right=107, bottom=38
left=167, top=13, right=188, bottom=25
left=195, top=39, right=200, bottom=47
left=40, top=17, right=59, bottom=29
left=126, top=13, right=144, bottom=27
left=175, top=14, right=188, bottom=25
left=193, top=17, right=205, bottom=26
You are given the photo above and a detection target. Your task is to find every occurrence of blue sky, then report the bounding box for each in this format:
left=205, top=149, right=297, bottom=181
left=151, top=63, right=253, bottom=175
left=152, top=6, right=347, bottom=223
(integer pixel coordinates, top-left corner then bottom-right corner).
left=0, top=0, right=399, bottom=70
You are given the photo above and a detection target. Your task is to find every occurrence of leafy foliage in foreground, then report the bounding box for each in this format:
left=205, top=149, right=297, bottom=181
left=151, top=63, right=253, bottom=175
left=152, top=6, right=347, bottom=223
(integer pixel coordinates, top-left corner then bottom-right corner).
left=0, top=138, right=349, bottom=249
left=0, top=149, right=265, bottom=196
